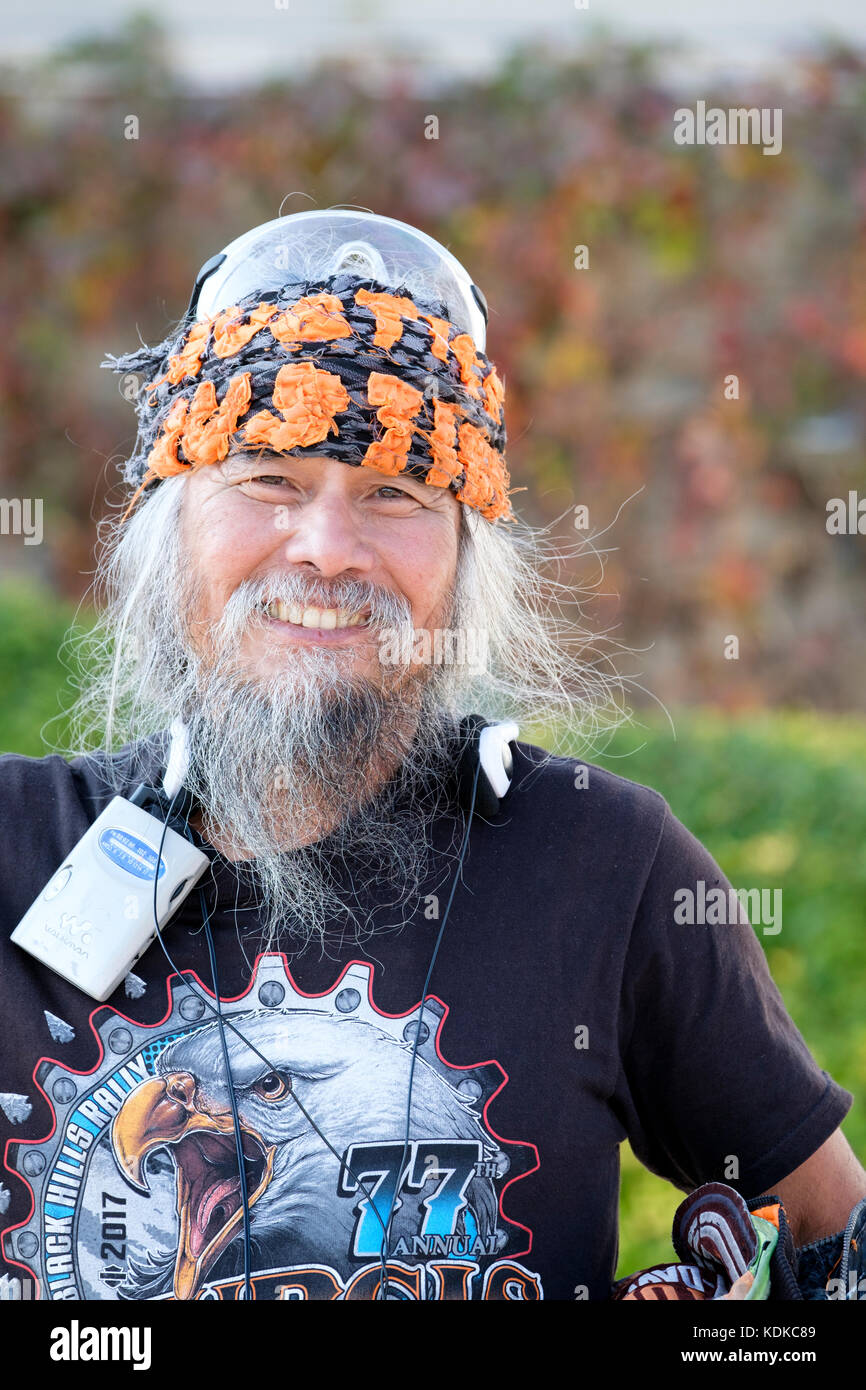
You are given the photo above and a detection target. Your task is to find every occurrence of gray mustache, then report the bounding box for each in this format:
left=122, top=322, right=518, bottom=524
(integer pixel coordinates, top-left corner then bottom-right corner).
left=233, top=575, right=414, bottom=628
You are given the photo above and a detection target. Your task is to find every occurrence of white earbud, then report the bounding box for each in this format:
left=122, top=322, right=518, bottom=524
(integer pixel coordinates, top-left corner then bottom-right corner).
left=478, top=721, right=519, bottom=801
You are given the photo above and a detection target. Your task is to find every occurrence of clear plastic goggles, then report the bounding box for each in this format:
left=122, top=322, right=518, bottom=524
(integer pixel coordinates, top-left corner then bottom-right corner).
left=187, top=208, right=489, bottom=352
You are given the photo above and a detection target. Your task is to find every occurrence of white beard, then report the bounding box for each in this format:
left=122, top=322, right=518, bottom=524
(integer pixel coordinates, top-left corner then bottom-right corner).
left=174, top=571, right=461, bottom=956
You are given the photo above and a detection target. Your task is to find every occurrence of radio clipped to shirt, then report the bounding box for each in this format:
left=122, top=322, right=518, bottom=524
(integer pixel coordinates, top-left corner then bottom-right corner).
left=11, top=788, right=208, bottom=1002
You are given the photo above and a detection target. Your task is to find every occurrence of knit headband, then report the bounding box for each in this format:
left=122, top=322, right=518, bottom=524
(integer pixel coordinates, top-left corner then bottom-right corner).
left=102, top=272, right=515, bottom=523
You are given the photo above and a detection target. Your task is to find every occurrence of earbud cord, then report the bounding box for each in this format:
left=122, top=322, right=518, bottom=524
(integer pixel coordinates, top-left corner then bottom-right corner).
left=148, top=719, right=487, bottom=1302
left=378, top=754, right=481, bottom=1302
left=199, top=882, right=253, bottom=1299
left=148, top=790, right=399, bottom=1300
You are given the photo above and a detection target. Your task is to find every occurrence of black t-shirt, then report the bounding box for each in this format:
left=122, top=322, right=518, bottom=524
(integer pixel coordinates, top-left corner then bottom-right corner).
left=0, top=735, right=852, bottom=1302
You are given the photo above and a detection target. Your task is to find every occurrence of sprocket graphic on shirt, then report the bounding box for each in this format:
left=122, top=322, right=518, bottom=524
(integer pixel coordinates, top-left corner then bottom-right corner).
left=2, top=956, right=541, bottom=1300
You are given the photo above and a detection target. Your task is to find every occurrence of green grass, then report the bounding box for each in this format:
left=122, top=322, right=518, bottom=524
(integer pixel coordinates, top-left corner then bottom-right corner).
left=2, top=580, right=864, bottom=1279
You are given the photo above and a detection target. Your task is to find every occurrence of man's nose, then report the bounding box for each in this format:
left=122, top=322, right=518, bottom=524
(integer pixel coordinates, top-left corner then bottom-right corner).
left=278, top=487, right=375, bottom=578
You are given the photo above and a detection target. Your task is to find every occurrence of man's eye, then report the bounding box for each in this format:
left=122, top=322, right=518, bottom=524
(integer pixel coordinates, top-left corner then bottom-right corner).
left=376, top=485, right=416, bottom=500
left=235, top=474, right=299, bottom=500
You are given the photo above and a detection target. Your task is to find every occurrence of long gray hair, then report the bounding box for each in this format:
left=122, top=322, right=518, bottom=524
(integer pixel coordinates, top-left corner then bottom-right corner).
left=84, top=220, right=637, bottom=775
left=64, top=474, right=635, bottom=777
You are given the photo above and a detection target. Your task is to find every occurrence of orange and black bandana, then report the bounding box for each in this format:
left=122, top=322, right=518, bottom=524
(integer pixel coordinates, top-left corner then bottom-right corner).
left=101, top=273, right=514, bottom=522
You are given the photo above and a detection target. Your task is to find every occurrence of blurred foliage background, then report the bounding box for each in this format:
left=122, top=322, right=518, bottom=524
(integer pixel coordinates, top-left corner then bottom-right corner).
left=1, top=12, right=865, bottom=1282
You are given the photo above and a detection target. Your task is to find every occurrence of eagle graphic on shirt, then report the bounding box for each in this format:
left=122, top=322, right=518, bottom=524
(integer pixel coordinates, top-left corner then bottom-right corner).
left=2, top=955, right=541, bottom=1300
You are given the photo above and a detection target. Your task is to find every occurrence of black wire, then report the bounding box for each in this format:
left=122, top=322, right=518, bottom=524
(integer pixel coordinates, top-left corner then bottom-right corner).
left=377, top=754, right=482, bottom=1301
left=145, top=725, right=489, bottom=1302
left=147, top=788, right=400, bottom=1299
left=199, top=883, right=253, bottom=1300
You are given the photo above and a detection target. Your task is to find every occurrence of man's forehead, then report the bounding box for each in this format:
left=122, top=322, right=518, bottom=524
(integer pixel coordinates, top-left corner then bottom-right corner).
left=224, top=446, right=308, bottom=468
left=221, top=447, right=450, bottom=497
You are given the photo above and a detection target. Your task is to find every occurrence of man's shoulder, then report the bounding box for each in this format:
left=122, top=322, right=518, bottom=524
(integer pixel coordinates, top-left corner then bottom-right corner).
left=0, top=747, right=83, bottom=801
left=505, top=734, right=672, bottom=861
left=510, top=735, right=669, bottom=815
left=0, top=735, right=167, bottom=814
left=0, top=738, right=169, bottom=898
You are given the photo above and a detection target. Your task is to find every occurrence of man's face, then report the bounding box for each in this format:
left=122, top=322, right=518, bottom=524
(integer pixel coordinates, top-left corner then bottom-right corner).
left=178, top=448, right=462, bottom=684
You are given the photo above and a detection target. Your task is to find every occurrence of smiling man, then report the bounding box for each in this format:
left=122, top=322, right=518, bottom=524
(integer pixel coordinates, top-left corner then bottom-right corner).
left=158, top=436, right=476, bottom=950
left=0, top=211, right=864, bottom=1304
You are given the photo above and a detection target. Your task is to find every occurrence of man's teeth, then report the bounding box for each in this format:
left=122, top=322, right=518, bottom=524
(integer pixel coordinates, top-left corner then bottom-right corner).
left=263, top=600, right=368, bottom=629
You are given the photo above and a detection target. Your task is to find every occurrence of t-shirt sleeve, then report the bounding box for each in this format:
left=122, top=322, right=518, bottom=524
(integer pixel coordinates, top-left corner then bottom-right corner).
left=615, top=798, right=853, bottom=1200
left=0, top=752, right=93, bottom=923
